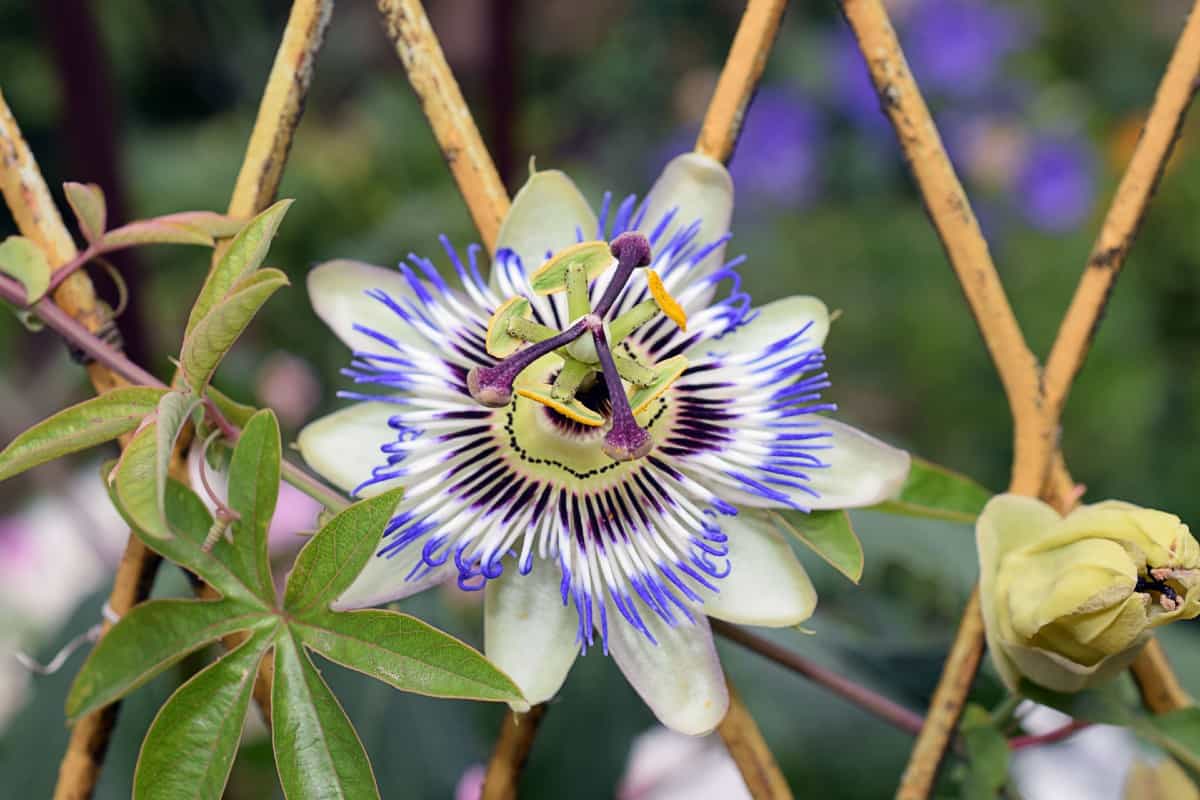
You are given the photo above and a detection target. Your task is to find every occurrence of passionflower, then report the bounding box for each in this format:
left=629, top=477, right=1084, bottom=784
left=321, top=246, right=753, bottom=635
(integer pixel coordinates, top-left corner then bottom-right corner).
left=978, top=494, right=1200, bottom=694
left=298, top=153, right=910, bottom=734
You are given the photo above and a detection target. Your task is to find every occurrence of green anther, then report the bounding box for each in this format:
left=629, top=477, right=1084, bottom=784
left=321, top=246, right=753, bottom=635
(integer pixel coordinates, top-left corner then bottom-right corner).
left=566, top=262, right=591, bottom=321
left=507, top=317, right=559, bottom=343
left=614, top=355, right=657, bottom=387
left=552, top=357, right=592, bottom=401
left=609, top=300, right=660, bottom=344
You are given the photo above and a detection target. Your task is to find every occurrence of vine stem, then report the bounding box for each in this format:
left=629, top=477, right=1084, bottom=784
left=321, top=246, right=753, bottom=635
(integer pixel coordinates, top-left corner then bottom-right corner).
left=0, top=3, right=331, bottom=797
left=837, top=0, right=1200, bottom=795
left=480, top=706, right=548, bottom=800
left=1008, top=720, right=1090, bottom=751
left=0, top=271, right=352, bottom=514
left=712, top=621, right=926, bottom=737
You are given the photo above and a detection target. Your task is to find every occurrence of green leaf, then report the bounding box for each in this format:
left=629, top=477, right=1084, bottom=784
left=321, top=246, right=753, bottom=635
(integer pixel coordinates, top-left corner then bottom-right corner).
left=1018, top=677, right=1137, bottom=725
left=185, top=199, right=292, bottom=336
left=284, top=487, right=405, bottom=616
left=272, top=631, right=380, bottom=800
left=99, top=220, right=213, bottom=250
left=226, top=410, right=281, bottom=603
left=773, top=509, right=864, bottom=582
left=960, top=704, right=1011, bottom=800
left=205, top=385, right=258, bottom=428
left=133, top=623, right=277, bottom=800
left=869, top=457, right=992, bottom=524
left=178, top=268, right=289, bottom=393
left=0, top=235, right=51, bottom=305
left=111, top=420, right=169, bottom=539
left=1138, top=707, right=1200, bottom=775
left=63, top=182, right=107, bottom=241
left=66, top=598, right=269, bottom=722
left=103, top=465, right=266, bottom=605
left=295, top=610, right=524, bottom=703
left=0, top=387, right=165, bottom=482
left=153, top=391, right=203, bottom=530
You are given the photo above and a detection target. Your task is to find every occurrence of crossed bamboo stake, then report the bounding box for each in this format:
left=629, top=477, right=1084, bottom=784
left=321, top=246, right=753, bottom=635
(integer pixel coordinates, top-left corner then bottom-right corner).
left=3, top=0, right=1198, bottom=798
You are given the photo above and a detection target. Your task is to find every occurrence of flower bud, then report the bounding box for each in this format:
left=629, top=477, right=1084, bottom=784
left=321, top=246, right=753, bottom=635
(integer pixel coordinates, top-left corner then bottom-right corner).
left=978, top=495, right=1200, bottom=693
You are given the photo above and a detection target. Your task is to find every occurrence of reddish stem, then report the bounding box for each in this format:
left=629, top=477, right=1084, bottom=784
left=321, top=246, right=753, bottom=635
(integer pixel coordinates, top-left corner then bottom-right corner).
left=1008, top=720, right=1091, bottom=750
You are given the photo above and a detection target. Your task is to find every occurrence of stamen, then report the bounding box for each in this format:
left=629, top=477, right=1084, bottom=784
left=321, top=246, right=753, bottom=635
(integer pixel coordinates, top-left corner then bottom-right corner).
left=593, top=232, right=652, bottom=318
left=468, top=319, right=587, bottom=406
left=590, top=321, right=653, bottom=461
left=609, top=300, right=660, bottom=343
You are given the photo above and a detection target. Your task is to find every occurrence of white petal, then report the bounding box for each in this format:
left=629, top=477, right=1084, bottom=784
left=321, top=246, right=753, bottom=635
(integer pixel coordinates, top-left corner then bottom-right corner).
left=703, top=510, right=817, bottom=627
left=691, top=294, right=830, bottom=358
left=297, top=403, right=398, bottom=496
left=639, top=153, right=733, bottom=287
left=492, top=167, right=597, bottom=293
left=330, top=541, right=455, bottom=610
left=308, top=259, right=423, bottom=352
left=606, top=599, right=728, bottom=735
left=485, top=562, right=580, bottom=710
left=807, top=420, right=911, bottom=510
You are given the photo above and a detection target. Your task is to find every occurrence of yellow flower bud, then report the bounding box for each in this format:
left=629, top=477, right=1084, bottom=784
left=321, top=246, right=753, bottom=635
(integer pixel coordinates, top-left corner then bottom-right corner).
left=978, top=495, right=1200, bottom=693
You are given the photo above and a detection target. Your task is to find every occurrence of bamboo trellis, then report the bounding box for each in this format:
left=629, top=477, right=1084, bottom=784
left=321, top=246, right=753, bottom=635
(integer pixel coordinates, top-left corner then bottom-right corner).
left=0, top=0, right=1196, bottom=798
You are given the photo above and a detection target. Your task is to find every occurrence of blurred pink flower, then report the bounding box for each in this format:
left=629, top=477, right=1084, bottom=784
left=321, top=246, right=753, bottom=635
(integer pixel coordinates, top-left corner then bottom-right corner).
left=454, top=763, right=485, bottom=800
left=618, top=727, right=750, bottom=800
left=256, top=352, right=321, bottom=429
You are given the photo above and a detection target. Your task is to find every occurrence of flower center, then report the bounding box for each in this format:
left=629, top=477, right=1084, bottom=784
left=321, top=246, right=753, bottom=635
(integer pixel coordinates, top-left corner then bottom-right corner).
left=467, top=232, right=689, bottom=462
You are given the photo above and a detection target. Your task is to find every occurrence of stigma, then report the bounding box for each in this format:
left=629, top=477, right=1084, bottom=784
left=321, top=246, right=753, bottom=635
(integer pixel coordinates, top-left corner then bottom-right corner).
left=466, top=232, right=687, bottom=462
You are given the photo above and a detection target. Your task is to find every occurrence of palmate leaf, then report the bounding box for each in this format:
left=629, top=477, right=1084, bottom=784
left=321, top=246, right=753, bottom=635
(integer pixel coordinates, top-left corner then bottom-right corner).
left=112, top=389, right=201, bottom=542
left=294, top=610, right=524, bottom=703
left=869, top=456, right=993, bottom=524
left=283, top=486, right=405, bottom=615
left=225, top=409, right=281, bottom=603
left=0, top=387, right=165, bottom=482
left=179, top=268, right=289, bottom=393
left=133, top=623, right=278, bottom=800
left=66, top=598, right=270, bottom=723
left=273, top=631, right=379, bottom=800
left=104, top=465, right=266, bottom=605
left=205, top=384, right=258, bottom=428
left=185, top=199, right=292, bottom=336
left=772, top=509, right=864, bottom=582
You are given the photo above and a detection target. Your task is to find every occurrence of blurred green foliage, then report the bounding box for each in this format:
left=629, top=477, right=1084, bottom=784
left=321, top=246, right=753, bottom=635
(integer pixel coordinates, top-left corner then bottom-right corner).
left=3, top=0, right=1200, bottom=797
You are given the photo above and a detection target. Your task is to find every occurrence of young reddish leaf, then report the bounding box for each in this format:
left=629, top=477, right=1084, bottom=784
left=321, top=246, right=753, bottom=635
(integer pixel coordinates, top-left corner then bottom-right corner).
left=111, top=420, right=168, bottom=539
left=133, top=624, right=277, bottom=800
left=283, top=487, right=404, bottom=616
left=63, top=181, right=107, bottom=242
left=772, top=509, right=864, bottom=583
left=272, top=631, right=380, bottom=800
left=225, top=409, right=281, bottom=603
left=178, top=268, right=289, bottom=393
left=66, top=598, right=270, bottom=723
left=100, top=220, right=213, bottom=250
left=0, top=235, right=51, bottom=305
left=294, top=610, right=524, bottom=704
left=185, top=199, right=292, bottom=336
left=154, top=211, right=245, bottom=239
left=0, top=387, right=166, bottom=482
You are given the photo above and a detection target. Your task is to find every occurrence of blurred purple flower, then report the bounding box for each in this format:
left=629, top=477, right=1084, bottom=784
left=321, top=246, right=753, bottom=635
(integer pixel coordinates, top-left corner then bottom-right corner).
left=728, top=88, right=825, bottom=209
left=905, top=0, right=1025, bottom=99
left=828, top=29, right=888, bottom=131
left=1014, top=134, right=1096, bottom=233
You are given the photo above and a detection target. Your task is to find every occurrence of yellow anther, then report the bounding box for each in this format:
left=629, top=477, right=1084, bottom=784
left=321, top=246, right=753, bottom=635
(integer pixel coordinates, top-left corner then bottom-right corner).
left=646, top=270, right=687, bottom=331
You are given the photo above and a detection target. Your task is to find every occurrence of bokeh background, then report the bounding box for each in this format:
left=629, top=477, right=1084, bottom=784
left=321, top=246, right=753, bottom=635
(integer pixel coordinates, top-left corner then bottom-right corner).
left=2, top=0, right=1200, bottom=797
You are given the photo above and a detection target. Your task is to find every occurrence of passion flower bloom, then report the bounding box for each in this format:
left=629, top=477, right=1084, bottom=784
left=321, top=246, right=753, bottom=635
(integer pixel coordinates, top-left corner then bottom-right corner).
left=298, top=153, right=910, bottom=734
left=978, top=495, right=1200, bottom=694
